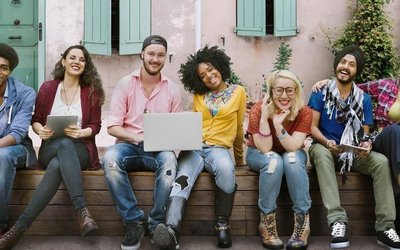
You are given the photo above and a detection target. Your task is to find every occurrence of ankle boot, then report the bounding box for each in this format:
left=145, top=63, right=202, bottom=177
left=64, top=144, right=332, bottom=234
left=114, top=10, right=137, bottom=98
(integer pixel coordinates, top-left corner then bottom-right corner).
left=286, top=213, right=310, bottom=250
left=215, top=184, right=237, bottom=248
left=154, top=196, right=186, bottom=249
left=77, top=206, right=98, bottom=236
left=259, top=212, right=283, bottom=249
left=0, top=224, right=25, bottom=249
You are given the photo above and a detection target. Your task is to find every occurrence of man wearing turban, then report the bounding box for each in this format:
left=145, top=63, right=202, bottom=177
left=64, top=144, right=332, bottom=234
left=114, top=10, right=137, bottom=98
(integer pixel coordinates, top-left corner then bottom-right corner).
left=307, top=45, right=400, bottom=249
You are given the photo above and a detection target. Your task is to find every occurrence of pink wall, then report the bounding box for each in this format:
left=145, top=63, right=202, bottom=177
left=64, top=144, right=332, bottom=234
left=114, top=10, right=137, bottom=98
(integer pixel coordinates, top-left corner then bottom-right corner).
left=44, top=0, right=400, bottom=111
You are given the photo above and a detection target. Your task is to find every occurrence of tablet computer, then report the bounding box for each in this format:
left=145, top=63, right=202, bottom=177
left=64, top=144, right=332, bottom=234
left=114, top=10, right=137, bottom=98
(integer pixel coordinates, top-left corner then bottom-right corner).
left=338, top=143, right=369, bottom=152
left=46, top=115, right=78, bottom=137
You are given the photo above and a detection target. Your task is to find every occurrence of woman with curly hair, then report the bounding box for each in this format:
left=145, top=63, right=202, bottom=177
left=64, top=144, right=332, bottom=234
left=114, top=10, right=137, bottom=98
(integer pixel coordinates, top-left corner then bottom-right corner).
left=153, top=45, right=246, bottom=249
left=0, top=45, right=105, bottom=249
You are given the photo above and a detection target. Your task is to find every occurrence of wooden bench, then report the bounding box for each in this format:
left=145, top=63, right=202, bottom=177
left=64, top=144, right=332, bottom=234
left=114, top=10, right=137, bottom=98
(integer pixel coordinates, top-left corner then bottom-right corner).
left=10, top=165, right=375, bottom=236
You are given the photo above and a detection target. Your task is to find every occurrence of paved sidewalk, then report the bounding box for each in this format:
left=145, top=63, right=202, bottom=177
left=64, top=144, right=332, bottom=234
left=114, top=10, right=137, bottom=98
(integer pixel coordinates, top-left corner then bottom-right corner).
left=14, top=235, right=384, bottom=250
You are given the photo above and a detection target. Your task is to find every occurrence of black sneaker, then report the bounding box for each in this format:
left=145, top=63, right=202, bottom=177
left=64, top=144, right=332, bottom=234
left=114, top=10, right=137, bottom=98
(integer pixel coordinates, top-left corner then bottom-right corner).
left=330, top=221, right=350, bottom=248
left=377, top=228, right=400, bottom=250
left=121, top=221, right=145, bottom=250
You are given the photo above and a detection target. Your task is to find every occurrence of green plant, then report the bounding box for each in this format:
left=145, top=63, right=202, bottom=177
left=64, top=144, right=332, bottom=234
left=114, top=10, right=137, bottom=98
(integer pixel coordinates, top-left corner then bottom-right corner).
left=327, top=0, right=400, bottom=82
left=262, top=42, right=294, bottom=92
left=272, top=42, right=293, bottom=72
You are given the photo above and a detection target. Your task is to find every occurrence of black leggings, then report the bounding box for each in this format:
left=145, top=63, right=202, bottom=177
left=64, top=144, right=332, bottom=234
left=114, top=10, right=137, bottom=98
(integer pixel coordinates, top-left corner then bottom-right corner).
left=17, top=137, right=89, bottom=229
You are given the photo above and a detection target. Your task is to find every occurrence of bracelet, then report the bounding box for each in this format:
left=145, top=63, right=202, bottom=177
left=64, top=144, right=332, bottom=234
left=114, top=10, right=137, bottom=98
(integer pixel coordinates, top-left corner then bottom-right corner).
left=326, top=140, right=335, bottom=148
left=277, top=128, right=288, bottom=140
left=257, top=131, right=272, bottom=137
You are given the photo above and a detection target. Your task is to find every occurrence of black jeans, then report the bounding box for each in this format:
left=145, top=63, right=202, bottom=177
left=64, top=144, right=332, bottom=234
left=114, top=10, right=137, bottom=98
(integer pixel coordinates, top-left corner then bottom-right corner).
left=17, top=137, right=89, bottom=229
left=373, top=123, right=400, bottom=230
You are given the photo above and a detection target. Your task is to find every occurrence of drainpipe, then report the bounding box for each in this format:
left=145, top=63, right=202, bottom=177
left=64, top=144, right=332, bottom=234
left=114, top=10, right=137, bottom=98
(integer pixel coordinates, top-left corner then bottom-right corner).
left=195, top=0, right=201, bottom=51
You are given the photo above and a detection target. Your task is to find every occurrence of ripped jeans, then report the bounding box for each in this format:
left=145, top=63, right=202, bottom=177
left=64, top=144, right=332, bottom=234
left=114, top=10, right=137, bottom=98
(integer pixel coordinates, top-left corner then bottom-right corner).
left=246, top=147, right=311, bottom=215
left=102, top=142, right=177, bottom=230
left=170, top=145, right=236, bottom=200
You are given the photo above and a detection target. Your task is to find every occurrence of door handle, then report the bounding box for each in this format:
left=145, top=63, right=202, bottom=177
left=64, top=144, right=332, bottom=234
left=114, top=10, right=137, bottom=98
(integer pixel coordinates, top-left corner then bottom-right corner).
left=38, top=23, right=42, bottom=41
left=8, top=35, right=22, bottom=40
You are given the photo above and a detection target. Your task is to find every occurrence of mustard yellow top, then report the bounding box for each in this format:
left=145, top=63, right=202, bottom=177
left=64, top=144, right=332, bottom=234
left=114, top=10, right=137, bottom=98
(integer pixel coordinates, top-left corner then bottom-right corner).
left=193, top=85, right=246, bottom=165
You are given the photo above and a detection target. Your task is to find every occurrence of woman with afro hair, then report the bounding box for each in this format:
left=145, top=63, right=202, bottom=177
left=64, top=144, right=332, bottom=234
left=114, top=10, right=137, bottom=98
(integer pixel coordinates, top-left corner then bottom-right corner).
left=153, top=45, right=246, bottom=249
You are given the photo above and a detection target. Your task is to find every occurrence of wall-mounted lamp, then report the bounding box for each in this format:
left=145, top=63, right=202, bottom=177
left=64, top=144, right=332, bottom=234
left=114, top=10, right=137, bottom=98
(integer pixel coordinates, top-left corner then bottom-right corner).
left=169, top=52, right=175, bottom=63
left=220, top=36, right=226, bottom=46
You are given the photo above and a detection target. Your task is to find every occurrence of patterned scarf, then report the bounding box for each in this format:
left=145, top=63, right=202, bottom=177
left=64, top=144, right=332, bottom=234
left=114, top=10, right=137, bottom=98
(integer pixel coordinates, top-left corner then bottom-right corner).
left=323, top=79, right=365, bottom=176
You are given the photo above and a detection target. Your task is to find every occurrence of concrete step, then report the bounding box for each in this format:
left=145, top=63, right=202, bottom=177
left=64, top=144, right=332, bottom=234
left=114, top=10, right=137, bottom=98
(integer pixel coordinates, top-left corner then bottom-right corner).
left=14, top=235, right=384, bottom=250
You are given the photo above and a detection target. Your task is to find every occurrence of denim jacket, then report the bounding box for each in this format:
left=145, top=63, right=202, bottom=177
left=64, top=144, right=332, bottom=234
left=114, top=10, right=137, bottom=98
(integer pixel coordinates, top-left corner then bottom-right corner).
left=2, top=77, right=37, bottom=167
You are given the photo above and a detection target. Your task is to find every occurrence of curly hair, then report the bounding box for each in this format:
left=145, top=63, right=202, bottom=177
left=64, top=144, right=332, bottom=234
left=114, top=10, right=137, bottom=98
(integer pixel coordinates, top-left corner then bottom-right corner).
left=52, top=45, right=105, bottom=105
left=179, top=45, right=232, bottom=95
left=0, top=43, right=19, bottom=71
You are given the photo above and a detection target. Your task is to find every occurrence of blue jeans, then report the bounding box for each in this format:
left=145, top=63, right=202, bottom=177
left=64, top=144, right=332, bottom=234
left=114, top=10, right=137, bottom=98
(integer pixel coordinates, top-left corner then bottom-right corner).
left=246, top=147, right=311, bottom=215
left=170, top=145, right=236, bottom=200
left=0, top=144, right=27, bottom=230
left=102, top=142, right=177, bottom=230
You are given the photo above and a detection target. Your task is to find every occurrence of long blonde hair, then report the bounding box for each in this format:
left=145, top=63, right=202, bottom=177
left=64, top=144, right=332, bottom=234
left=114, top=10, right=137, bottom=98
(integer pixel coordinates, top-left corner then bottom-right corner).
left=266, top=70, right=304, bottom=121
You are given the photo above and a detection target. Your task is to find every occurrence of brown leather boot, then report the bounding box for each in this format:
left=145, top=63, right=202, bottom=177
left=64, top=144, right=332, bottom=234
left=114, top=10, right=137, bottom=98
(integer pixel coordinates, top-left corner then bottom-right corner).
left=259, top=212, right=283, bottom=249
left=0, top=224, right=25, bottom=249
left=287, top=213, right=310, bottom=250
left=77, top=206, right=98, bottom=236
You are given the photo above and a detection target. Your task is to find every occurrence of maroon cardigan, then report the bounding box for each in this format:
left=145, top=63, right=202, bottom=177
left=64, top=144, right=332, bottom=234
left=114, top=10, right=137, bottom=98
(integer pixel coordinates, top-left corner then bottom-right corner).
left=32, top=80, right=102, bottom=170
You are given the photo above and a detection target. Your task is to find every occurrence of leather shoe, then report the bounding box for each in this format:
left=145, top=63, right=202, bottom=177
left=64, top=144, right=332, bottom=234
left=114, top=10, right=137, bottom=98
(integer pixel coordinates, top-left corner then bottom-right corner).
left=77, top=206, right=98, bottom=236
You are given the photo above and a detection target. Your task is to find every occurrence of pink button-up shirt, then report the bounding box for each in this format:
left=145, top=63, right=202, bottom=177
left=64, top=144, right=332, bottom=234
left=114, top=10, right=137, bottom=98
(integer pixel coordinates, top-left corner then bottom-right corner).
left=108, top=68, right=182, bottom=143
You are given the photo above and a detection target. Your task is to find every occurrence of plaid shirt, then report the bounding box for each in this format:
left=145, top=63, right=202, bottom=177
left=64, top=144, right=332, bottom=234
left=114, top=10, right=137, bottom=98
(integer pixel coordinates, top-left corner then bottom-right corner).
left=357, top=78, right=400, bottom=129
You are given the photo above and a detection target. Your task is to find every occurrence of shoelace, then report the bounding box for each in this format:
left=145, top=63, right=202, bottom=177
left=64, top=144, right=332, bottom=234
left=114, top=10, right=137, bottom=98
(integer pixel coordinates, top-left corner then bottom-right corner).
left=3, top=225, right=20, bottom=240
left=293, top=215, right=305, bottom=237
left=80, top=208, right=89, bottom=217
left=265, top=215, right=277, bottom=237
left=384, top=229, right=400, bottom=242
left=331, top=222, right=346, bottom=237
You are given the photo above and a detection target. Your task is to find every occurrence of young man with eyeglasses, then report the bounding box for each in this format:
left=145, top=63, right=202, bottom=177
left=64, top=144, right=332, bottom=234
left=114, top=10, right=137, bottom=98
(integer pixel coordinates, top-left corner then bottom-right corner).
left=308, top=45, right=400, bottom=249
left=102, top=35, right=182, bottom=250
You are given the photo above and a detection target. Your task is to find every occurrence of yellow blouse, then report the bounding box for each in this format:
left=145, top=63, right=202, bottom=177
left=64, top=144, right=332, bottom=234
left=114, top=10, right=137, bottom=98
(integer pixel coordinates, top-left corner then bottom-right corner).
left=193, top=85, right=246, bottom=165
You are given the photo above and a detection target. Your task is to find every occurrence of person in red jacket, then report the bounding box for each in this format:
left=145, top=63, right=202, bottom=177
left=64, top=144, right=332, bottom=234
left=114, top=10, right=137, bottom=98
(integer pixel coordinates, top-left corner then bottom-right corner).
left=0, top=45, right=105, bottom=249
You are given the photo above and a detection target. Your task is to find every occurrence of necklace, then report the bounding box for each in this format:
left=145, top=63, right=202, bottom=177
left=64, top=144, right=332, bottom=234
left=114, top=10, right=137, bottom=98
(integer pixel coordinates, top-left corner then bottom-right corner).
left=62, top=81, right=80, bottom=114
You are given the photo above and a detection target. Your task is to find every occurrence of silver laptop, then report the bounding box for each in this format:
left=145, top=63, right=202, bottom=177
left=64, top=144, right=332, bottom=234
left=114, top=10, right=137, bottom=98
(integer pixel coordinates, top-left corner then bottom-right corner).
left=143, top=112, right=202, bottom=152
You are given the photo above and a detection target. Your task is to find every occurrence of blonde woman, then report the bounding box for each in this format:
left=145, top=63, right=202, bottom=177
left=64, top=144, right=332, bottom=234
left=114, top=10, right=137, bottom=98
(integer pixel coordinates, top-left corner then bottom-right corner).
left=246, top=70, right=312, bottom=250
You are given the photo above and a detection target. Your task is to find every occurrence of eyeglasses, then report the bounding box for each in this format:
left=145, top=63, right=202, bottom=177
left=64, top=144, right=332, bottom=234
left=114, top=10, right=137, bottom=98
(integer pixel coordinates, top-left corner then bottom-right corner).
left=272, top=87, right=296, bottom=96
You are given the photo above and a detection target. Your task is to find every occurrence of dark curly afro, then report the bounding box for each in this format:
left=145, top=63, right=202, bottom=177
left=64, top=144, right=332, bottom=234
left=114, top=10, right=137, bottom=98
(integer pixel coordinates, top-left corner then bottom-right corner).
left=179, top=45, right=232, bottom=95
left=0, top=43, right=19, bottom=71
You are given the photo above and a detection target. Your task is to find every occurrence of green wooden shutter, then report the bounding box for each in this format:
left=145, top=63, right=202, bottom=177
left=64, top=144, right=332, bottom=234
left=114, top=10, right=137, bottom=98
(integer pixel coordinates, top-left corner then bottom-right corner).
left=119, top=0, right=150, bottom=55
left=274, top=0, right=297, bottom=36
left=236, top=0, right=266, bottom=37
left=84, top=0, right=111, bottom=55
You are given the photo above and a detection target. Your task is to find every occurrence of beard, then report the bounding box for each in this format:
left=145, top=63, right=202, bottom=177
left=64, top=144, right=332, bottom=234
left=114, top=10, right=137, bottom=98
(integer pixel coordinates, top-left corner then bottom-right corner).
left=336, top=69, right=356, bottom=85
left=143, top=61, right=164, bottom=76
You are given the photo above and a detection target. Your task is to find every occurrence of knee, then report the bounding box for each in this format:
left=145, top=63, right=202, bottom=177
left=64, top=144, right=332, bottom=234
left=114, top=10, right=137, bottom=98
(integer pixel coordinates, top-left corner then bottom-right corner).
left=309, top=144, right=333, bottom=167
left=170, top=174, right=193, bottom=198
left=0, top=151, right=13, bottom=167
left=261, top=152, right=283, bottom=174
left=157, top=164, right=176, bottom=184
left=370, top=153, right=390, bottom=174
left=282, top=151, right=307, bottom=170
left=158, top=152, right=177, bottom=167
left=55, top=138, right=75, bottom=149
left=102, top=148, right=124, bottom=172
